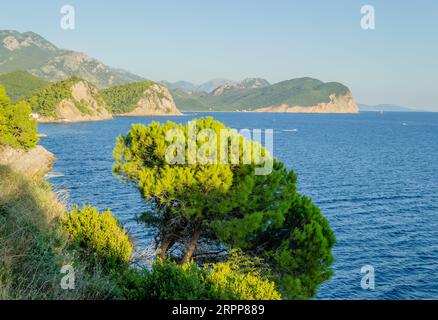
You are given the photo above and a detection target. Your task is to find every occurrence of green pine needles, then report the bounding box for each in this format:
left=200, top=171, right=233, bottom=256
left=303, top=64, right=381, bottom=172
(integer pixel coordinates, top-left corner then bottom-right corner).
left=0, top=85, right=38, bottom=149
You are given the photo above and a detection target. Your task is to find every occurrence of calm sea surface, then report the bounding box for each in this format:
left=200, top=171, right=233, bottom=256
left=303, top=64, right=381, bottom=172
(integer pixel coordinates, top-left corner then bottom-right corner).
left=38, top=112, right=438, bottom=299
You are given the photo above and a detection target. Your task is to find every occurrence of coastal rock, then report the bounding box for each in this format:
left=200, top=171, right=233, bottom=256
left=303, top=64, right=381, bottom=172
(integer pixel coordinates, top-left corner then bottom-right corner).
left=255, top=93, right=359, bottom=114
left=34, top=80, right=113, bottom=123
left=118, top=84, right=182, bottom=116
left=0, top=145, right=55, bottom=178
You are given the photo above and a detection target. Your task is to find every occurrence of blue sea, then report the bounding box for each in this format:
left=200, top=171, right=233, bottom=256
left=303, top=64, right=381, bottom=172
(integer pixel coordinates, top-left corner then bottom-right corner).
left=38, top=112, right=438, bottom=300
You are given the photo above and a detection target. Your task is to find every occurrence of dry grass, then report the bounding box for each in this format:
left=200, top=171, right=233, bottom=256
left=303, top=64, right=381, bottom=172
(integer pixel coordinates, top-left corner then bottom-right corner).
left=0, top=165, right=121, bottom=300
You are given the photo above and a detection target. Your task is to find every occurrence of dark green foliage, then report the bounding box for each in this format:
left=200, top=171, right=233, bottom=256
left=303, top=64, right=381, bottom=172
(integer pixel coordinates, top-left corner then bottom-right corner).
left=218, top=193, right=336, bottom=299
left=173, top=77, right=351, bottom=111
left=143, top=260, right=211, bottom=300
left=111, top=267, right=150, bottom=300
left=114, top=117, right=336, bottom=299
left=269, top=195, right=336, bottom=299
left=0, top=71, right=49, bottom=103
left=0, top=85, right=38, bottom=149
left=100, top=81, right=155, bottom=114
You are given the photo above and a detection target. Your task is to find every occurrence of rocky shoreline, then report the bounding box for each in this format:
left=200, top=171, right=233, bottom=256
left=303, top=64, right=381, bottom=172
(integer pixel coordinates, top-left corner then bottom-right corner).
left=255, top=93, right=359, bottom=114
left=0, top=145, right=55, bottom=178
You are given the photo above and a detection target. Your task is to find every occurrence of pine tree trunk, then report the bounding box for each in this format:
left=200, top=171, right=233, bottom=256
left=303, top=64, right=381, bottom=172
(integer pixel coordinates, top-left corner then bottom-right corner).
left=182, top=220, right=202, bottom=264
left=158, top=210, right=176, bottom=259
left=159, top=239, right=172, bottom=260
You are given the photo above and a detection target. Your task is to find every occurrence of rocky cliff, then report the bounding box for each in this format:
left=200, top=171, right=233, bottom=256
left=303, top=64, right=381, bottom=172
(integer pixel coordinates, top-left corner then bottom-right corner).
left=119, top=84, right=181, bottom=116
left=255, top=93, right=359, bottom=114
left=0, top=145, right=55, bottom=178
left=101, top=82, right=182, bottom=116
left=30, top=78, right=113, bottom=123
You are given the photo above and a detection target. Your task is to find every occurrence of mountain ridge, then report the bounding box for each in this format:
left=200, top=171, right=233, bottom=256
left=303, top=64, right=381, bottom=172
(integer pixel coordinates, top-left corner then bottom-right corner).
left=0, top=30, right=144, bottom=88
left=160, top=78, right=237, bottom=93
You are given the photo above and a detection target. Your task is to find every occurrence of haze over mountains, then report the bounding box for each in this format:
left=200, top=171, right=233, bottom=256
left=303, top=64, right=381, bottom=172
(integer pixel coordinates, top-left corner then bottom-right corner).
left=358, top=104, right=426, bottom=112
left=160, top=79, right=234, bottom=93
left=160, top=78, right=272, bottom=94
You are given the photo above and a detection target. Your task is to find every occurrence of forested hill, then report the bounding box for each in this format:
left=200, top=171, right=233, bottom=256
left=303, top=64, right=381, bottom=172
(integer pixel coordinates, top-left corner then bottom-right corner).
left=27, top=76, right=112, bottom=122
left=100, top=81, right=181, bottom=116
left=0, top=71, right=48, bottom=103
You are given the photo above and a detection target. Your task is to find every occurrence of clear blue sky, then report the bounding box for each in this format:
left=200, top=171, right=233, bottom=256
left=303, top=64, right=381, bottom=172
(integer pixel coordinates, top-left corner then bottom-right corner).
left=1, top=0, right=437, bottom=110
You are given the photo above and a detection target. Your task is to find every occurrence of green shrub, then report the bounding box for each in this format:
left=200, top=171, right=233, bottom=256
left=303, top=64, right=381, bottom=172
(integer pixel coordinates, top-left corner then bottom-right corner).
left=130, top=254, right=281, bottom=300
left=111, top=267, right=150, bottom=300
left=63, top=205, right=132, bottom=266
left=0, top=85, right=38, bottom=149
left=205, top=251, right=281, bottom=300
left=143, top=259, right=210, bottom=300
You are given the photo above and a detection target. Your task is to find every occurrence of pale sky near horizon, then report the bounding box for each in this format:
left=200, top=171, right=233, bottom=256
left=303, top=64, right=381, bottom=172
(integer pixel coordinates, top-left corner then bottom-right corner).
left=1, top=0, right=437, bottom=110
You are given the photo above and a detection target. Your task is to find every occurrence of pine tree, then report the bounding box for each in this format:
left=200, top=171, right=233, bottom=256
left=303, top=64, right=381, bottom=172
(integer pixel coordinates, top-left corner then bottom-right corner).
left=113, top=117, right=335, bottom=299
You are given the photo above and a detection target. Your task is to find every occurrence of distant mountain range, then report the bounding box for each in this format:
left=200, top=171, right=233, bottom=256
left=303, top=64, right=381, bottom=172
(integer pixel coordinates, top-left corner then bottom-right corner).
left=359, top=104, right=428, bottom=112
left=0, top=30, right=359, bottom=114
left=160, top=79, right=234, bottom=93
left=0, top=30, right=144, bottom=88
left=160, top=78, right=271, bottom=94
